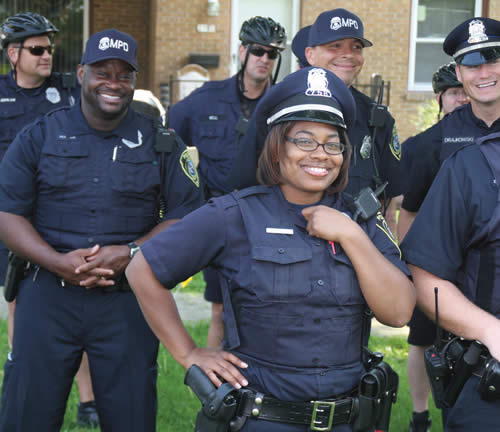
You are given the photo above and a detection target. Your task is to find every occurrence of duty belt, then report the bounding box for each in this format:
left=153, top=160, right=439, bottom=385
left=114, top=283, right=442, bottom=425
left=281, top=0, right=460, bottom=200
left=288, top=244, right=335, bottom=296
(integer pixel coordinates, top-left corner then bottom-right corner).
left=235, top=389, right=356, bottom=431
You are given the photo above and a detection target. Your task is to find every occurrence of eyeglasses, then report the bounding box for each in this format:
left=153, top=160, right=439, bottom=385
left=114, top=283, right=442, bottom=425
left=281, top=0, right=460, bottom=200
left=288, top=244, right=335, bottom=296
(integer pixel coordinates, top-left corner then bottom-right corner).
left=285, top=136, right=345, bottom=155
left=22, top=45, right=54, bottom=56
left=248, top=46, right=279, bottom=60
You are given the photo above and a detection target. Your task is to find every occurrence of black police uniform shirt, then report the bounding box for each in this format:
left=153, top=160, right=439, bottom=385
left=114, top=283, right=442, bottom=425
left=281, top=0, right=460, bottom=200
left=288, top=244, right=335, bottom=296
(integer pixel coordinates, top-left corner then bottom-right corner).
left=0, top=70, right=80, bottom=160
left=169, top=75, right=255, bottom=194
left=226, top=86, right=403, bottom=199
left=141, top=185, right=409, bottom=400
left=0, top=104, right=204, bottom=251
left=402, top=103, right=500, bottom=212
left=347, top=87, right=402, bottom=198
left=401, top=136, right=499, bottom=317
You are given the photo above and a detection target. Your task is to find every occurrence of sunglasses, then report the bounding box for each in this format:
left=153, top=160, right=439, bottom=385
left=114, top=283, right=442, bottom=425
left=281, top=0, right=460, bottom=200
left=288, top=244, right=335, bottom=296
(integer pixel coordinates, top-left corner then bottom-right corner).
left=248, top=46, right=279, bottom=60
left=22, top=45, right=54, bottom=56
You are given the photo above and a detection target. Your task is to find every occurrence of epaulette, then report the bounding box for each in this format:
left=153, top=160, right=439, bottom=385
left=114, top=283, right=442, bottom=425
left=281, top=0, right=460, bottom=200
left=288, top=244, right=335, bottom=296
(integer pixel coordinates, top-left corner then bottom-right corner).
left=231, top=185, right=270, bottom=199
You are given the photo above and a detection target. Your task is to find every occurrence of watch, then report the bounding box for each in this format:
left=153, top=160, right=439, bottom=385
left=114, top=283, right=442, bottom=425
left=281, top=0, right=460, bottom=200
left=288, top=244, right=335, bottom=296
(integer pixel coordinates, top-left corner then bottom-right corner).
left=128, top=242, right=141, bottom=259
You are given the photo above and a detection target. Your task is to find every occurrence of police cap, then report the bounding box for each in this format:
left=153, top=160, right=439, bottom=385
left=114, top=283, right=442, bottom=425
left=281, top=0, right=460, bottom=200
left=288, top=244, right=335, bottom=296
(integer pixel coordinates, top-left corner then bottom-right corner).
left=443, top=17, right=500, bottom=66
left=292, top=26, right=311, bottom=68
left=308, top=8, right=372, bottom=48
left=81, top=29, right=139, bottom=71
left=256, top=66, right=356, bottom=135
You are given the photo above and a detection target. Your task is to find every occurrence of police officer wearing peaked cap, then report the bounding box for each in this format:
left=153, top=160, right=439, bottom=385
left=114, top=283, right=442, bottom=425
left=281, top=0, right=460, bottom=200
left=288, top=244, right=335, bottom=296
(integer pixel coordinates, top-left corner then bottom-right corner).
left=126, top=66, right=415, bottom=432
left=169, top=16, right=286, bottom=349
left=401, top=17, right=500, bottom=432
left=0, top=28, right=204, bottom=431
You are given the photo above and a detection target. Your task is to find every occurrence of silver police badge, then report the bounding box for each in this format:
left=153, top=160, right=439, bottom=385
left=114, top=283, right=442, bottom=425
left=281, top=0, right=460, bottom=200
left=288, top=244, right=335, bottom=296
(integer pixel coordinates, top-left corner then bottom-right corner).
left=305, top=69, right=332, bottom=97
left=46, top=87, right=61, bottom=104
left=468, top=19, right=488, bottom=44
left=360, top=135, right=372, bottom=159
left=122, top=130, right=143, bottom=148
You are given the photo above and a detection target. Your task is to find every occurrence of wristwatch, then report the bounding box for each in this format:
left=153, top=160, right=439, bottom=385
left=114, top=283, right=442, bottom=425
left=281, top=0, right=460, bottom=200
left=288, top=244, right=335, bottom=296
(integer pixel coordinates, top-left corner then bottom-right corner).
left=127, top=242, right=141, bottom=259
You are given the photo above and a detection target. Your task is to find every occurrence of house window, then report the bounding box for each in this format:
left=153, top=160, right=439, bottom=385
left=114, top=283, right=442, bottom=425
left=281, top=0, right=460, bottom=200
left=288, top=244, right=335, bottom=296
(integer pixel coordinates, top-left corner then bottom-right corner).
left=408, top=0, right=482, bottom=91
left=0, top=0, right=85, bottom=75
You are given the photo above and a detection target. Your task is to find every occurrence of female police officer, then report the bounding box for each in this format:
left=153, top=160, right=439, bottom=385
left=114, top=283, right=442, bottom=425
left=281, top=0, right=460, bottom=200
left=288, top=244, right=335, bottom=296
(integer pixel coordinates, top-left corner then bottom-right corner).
left=126, top=67, right=415, bottom=431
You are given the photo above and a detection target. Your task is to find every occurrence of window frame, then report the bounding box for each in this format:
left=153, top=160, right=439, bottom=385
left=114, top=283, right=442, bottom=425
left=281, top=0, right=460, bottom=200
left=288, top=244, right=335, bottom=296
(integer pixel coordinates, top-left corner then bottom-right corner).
left=408, top=0, right=483, bottom=91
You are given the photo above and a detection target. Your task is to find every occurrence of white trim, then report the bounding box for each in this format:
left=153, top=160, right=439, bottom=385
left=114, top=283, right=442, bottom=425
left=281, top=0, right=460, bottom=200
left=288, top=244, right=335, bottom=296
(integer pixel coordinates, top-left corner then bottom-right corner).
left=267, top=103, right=343, bottom=125
left=408, top=0, right=482, bottom=92
left=454, top=41, right=500, bottom=58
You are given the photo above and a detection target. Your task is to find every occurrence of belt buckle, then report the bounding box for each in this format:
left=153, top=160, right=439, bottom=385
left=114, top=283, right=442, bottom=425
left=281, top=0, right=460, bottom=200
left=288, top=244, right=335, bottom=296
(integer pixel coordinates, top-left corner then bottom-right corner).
left=310, top=400, right=335, bottom=431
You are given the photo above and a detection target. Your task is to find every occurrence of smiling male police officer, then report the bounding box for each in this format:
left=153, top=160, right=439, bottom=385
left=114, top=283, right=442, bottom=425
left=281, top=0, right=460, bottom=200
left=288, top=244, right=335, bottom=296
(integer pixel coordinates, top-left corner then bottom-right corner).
left=169, top=16, right=286, bottom=348
left=229, top=9, right=404, bottom=236
left=402, top=17, right=500, bottom=431
left=0, top=28, right=203, bottom=431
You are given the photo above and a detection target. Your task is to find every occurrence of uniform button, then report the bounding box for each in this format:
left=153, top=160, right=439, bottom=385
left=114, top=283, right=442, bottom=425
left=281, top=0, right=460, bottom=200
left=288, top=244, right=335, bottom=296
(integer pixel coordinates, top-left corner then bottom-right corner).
left=312, top=357, right=319, bottom=363
left=317, top=279, right=324, bottom=286
left=88, top=237, right=94, bottom=243
left=90, top=209, right=96, bottom=213
left=93, top=177, right=99, bottom=183
left=278, top=248, right=285, bottom=254
left=314, top=318, right=321, bottom=324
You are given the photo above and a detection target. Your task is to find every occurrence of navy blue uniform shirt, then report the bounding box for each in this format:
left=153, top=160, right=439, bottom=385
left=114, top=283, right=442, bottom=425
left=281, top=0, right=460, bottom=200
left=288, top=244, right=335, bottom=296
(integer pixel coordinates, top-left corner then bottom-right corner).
left=401, top=143, right=496, bottom=283
left=141, top=185, right=409, bottom=400
left=226, top=86, right=403, bottom=198
left=0, top=70, right=80, bottom=161
left=402, top=104, right=500, bottom=212
left=170, top=75, right=255, bottom=194
left=0, top=103, right=204, bottom=251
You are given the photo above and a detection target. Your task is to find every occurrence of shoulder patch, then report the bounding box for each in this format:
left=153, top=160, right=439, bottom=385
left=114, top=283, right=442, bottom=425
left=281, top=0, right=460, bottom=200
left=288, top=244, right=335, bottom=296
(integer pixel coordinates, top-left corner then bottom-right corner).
left=180, top=149, right=200, bottom=187
left=390, top=125, right=401, bottom=161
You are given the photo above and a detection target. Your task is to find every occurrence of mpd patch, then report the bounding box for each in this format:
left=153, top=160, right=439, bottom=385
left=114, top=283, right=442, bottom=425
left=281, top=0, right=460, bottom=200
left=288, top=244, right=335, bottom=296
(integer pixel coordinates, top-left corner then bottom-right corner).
left=390, top=125, right=401, bottom=161
left=180, top=149, right=200, bottom=187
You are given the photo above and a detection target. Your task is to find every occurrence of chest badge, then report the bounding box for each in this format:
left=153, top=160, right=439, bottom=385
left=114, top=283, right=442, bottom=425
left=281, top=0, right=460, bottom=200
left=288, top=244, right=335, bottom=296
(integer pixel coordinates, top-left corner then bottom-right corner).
left=360, top=135, right=372, bottom=159
left=122, top=130, right=143, bottom=148
left=46, top=87, right=61, bottom=104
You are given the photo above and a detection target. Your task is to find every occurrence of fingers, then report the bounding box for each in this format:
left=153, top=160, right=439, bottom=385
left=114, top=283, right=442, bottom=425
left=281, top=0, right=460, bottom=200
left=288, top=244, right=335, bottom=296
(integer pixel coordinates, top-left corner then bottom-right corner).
left=189, top=349, right=248, bottom=389
left=79, top=270, right=115, bottom=287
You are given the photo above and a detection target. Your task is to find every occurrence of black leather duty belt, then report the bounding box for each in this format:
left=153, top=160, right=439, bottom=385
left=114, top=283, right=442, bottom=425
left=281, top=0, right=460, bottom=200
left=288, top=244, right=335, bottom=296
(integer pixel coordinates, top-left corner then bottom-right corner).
left=236, top=389, right=356, bottom=431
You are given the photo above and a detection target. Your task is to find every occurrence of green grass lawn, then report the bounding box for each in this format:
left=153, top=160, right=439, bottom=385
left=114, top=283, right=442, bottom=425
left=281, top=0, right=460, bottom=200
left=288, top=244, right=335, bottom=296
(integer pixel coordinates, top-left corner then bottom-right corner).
left=0, top=315, right=443, bottom=431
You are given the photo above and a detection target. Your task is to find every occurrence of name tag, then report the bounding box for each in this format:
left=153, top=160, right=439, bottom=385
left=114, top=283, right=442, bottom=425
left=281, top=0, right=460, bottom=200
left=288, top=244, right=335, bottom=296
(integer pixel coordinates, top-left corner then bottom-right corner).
left=266, top=228, right=294, bottom=235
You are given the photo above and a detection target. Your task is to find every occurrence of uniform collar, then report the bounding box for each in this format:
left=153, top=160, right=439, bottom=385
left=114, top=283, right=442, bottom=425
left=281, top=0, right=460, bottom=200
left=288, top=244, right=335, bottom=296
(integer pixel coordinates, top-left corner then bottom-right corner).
left=68, top=103, right=144, bottom=141
left=7, top=70, right=51, bottom=96
left=465, top=103, right=500, bottom=130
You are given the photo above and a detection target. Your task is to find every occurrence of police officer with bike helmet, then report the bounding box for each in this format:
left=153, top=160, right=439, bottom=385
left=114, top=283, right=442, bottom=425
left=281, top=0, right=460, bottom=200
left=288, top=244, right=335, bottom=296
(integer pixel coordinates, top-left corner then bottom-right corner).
left=169, top=16, right=286, bottom=348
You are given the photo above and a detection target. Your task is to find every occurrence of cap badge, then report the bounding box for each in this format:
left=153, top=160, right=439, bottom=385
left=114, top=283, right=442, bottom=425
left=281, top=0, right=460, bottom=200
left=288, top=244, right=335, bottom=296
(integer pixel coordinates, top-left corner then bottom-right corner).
left=305, top=69, right=332, bottom=97
left=98, top=36, right=129, bottom=52
left=330, top=16, right=359, bottom=31
left=468, top=19, right=488, bottom=44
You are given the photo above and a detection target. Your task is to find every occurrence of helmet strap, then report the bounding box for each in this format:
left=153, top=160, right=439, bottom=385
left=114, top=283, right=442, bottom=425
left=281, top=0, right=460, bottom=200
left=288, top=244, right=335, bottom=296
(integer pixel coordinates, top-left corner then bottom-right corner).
left=238, top=44, right=252, bottom=95
left=271, top=51, right=282, bottom=85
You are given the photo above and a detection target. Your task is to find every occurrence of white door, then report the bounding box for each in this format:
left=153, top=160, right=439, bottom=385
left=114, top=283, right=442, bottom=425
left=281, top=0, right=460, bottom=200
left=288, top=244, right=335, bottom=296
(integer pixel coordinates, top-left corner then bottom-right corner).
left=230, top=0, right=300, bottom=82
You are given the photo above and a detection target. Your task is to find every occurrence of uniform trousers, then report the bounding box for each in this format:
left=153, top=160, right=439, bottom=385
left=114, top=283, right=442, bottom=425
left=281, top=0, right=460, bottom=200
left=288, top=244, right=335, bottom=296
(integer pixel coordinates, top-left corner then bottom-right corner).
left=0, top=267, right=159, bottom=432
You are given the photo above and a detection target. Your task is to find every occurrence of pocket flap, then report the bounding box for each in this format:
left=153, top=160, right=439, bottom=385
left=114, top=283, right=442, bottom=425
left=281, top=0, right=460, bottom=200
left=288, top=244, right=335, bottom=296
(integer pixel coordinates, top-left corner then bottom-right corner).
left=42, top=141, right=88, bottom=157
left=252, top=246, right=312, bottom=265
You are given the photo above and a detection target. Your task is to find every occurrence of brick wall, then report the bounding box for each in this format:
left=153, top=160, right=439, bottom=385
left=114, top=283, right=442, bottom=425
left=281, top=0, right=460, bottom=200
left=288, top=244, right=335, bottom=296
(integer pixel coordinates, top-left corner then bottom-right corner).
left=152, top=0, right=232, bottom=104
left=91, top=0, right=152, bottom=89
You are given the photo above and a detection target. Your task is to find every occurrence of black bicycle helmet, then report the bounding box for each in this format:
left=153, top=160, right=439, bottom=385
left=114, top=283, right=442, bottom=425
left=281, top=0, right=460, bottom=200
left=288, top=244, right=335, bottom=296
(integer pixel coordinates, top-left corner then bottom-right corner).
left=432, top=62, right=462, bottom=94
left=239, top=16, right=287, bottom=50
left=1, top=12, right=58, bottom=49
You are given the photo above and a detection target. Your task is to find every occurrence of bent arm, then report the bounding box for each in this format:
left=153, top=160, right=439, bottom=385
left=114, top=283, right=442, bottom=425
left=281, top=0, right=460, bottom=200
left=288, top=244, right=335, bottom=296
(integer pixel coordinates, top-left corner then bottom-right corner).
left=126, top=251, right=248, bottom=388
left=410, top=265, right=500, bottom=361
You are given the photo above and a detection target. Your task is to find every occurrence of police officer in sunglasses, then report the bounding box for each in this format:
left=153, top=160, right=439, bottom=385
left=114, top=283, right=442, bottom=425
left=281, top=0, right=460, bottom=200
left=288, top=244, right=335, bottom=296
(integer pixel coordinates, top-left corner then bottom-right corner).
left=169, top=16, right=286, bottom=349
left=0, top=11, right=96, bottom=428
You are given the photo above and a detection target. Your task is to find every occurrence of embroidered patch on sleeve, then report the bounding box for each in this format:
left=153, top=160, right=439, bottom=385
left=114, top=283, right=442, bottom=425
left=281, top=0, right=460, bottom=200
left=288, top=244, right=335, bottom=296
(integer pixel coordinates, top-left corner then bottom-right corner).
left=180, top=149, right=200, bottom=187
left=390, top=125, right=401, bottom=161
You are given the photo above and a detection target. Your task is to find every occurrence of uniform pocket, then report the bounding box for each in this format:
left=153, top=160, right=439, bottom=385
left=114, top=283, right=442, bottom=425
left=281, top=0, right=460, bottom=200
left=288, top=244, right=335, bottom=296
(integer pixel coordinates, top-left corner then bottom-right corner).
left=329, top=252, right=363, bottom=305
left=110, top=150, right=159, bottom=195
left=40, top=141, right=89, bottom=187
left=197, top=123, right=226, bottom=159
left=251, top=246, right=313, bottom=302
left=0, top=104, right=26, bottom=145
